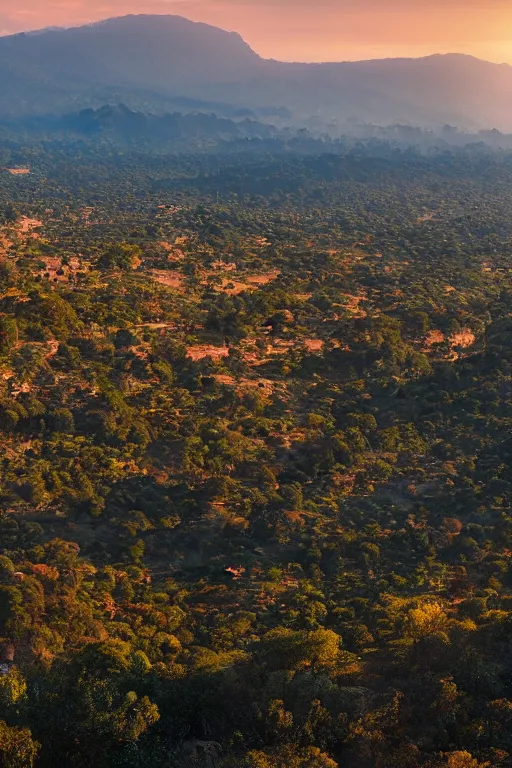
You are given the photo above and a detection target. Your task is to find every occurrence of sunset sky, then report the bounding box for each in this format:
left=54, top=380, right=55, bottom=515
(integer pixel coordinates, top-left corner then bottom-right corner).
left=1, top=0, right=511, bottom=64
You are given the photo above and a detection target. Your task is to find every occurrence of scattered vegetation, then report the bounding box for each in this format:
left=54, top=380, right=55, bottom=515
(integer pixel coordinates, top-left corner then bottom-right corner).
left=0, top=135, right=511, bottom=767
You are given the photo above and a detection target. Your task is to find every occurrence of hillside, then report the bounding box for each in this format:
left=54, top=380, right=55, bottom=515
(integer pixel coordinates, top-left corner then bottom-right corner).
left=0, top=135, right=512, bottom=766
left=1, top=15, right=512, bottom=130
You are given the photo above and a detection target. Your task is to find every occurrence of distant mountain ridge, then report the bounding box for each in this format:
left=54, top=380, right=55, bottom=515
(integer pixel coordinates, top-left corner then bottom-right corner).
left=1, top=14, right=512, bottom=131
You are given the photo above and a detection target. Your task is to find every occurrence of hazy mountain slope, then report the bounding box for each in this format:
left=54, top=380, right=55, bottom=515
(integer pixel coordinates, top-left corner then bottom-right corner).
left=1, top=15, right=512, bottom=130
left=0, top=15, right=260, bottom=88
left=259, top=54, right=512, bottom=129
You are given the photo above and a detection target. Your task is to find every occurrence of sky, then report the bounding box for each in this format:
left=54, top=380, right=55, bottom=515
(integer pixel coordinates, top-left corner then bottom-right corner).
left=1, top=0, right=512, bottom=63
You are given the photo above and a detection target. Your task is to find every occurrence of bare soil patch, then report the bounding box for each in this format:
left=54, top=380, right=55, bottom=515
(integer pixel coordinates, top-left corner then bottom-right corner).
left=245, top=270, right=280, bottom=286
left=303, top=339, right=324, bottom=353
left=156, top=242, right=185, bottom=262
left=210, top=271, right=279, bottom=296
left=187, top=345, right=230, bottom=362
left=18, top=217, right=42, bottom=234
left=211, top=261, right=237, bottom=271
left=423, top=330, right=445, bottom=350
left=451, top=329, right=475, bottom=348
left=423, top=328, right=475, bottom=357
left=149, top=270, right=184, bottom=289
left=265, top=340, right=294, bottom=356
left=215, top=279, right=251, bottom=296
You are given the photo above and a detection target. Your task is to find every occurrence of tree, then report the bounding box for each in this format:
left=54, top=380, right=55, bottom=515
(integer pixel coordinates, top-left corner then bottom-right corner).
left=114, top=328, right=139, bottom=349
left=259, top=628, right=341, bottom=672
left=444, top=752, right=490, bottom=768
left=406, top=602, right=449, bottom=641
left=0, top=721, right=39, bottom=768
left=0, top=204, right=17, bottom=225
left=52, top=408, right=75, bottom=433
left=111, top=691, right=160, bottom=742
left=242, top=745, right=338, bottom=768
left=265, top=310, right=295, bottom=334
left=98, top=244, right=142, bottom=270
left=0, top=317, right=17, bottom=356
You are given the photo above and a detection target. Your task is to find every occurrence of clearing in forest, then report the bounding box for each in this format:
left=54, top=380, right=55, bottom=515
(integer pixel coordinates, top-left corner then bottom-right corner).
left=424, top=330, right=445, bottom=349
left=303, top=339, right=324, bottom=353
left=423, top=328, right=475, bottom=357
left=245, top=270, right=280, bottom=286
left=149, top=270, right=184, bottom=289
left=186, top=345, right=230, bottom=361
left=451, top=329, right=475, bottom=349
left=42, top=256, right=81, bottom=283
left=18, top=217, right=42, bottom=234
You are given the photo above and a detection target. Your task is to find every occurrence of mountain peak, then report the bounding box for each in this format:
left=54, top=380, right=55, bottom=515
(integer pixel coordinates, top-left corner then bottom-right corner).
left=87, top=13, right=248, bottom=39
left=0, top=15, right=511, bottom=131
left=26, top=13, right=259, bottom=59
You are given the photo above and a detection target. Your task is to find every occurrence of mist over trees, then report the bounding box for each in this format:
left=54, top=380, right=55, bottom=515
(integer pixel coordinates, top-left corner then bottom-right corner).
left=0, top=127, right=511, bottom=765
left=1, top=11, right=512, bottom=763
left=1, top=15, right=512, bottom=132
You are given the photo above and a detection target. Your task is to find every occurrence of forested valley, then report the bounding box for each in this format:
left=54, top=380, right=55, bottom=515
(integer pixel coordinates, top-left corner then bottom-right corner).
left=0, top=134, right=511, bottom=767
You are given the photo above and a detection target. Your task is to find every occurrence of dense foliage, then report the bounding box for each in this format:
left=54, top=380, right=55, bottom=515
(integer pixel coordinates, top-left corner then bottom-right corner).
left=0, top=136, right=511, bottom=767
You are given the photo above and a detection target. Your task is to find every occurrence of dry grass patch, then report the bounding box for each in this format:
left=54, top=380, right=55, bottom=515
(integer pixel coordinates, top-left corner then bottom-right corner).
left=295, top=293, right=313, bottom=301
left=213, top=374, right=274, bottom=396
left=423, top=328, right=475, bottom=357
left=341, top=293, right=367, bottom=317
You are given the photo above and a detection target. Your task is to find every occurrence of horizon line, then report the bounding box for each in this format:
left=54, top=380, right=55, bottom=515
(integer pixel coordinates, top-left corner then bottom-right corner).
left=1, top=13, right=510, bottom=68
